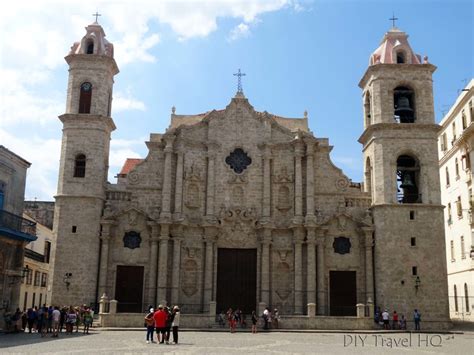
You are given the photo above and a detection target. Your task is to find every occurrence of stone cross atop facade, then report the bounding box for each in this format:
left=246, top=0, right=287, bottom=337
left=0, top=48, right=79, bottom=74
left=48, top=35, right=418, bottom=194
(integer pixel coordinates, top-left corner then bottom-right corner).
left=93, top=11, right=102, bottom=23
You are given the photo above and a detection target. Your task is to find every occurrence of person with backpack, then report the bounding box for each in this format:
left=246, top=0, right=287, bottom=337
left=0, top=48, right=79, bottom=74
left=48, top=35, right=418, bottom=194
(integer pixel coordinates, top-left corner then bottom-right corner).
left=144, top=308, right=155, bottom=344
left=413, top=309, right=421, bottom=330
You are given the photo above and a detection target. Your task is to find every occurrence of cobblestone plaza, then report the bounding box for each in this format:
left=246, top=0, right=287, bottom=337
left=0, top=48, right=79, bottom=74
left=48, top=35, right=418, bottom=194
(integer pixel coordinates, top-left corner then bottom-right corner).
left=1, top=330, right=473, bottom=354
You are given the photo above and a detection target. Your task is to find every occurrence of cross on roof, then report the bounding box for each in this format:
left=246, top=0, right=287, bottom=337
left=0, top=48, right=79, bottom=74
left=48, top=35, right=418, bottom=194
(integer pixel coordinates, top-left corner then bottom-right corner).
left=389, top=13, right=399, bottom=28
left=233, top=69, right=246, bottom=94
left=92, top=11, right=102, bottom=23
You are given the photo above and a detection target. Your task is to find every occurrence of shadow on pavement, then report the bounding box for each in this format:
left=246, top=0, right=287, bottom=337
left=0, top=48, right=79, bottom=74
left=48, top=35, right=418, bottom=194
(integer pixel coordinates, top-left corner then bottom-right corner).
left=0, top=331, right=97, bottom=349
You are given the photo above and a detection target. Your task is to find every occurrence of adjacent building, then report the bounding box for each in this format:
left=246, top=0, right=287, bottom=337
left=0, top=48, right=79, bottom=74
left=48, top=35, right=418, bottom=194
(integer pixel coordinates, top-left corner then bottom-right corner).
left=19, top=213, right=54, bottom=311
left=50, top=22, right=451, bottom=329
left=438, top=79, right=474, bottom=322
left=0, top=146, right=37, bottom=329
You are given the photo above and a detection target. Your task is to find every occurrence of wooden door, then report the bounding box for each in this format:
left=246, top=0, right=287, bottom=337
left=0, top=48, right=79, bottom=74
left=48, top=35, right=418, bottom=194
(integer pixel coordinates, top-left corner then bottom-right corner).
left=216, top=248, right=257, bottom=314
left=329, top=271, right=357, bottom=316
left=115, top=265, right=144, bottom=313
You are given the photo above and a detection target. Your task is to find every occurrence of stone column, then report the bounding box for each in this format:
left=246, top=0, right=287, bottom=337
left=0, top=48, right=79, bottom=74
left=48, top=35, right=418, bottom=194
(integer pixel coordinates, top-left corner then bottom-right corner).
left=170, top=237, right=182, bottom=305
left=294, top=143, right=304, bottom=221
left=206, top=152, right=215, bottom=217
left=293, top=228, right=305, bottom=314
left=161, top=137, right=175, bottom=220
left=306, top=228, right=317, bottom=306
left=203, top=235, right=215, bottom=309
left=262, top=147, right=272, bottom=218
left=305, top=141, right=315, bottom=220
left=316, top=228, right=327, bottom=315
left=157, top=224, right=170, bottom=305
left=260, top=229, right=272, bottom=306
left=98, top=222, right=112, bottom=299
left=363, top=227, right=374, bottom=303
left=148, top=223, right=159, bottom=306
left=174, top=151, right=184, bottom=218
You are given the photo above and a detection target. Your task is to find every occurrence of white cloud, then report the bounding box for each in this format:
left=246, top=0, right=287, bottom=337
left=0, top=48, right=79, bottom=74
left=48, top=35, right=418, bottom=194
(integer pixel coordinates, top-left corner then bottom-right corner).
left=0, top=128, right=61, bottom=200
left=229, top=23, right=251, bottom=41
left=113, top=92, right=147, bottom=113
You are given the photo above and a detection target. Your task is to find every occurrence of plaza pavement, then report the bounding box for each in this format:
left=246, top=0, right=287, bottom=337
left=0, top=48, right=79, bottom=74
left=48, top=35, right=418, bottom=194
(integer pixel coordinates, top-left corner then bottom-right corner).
left=1, top=329, right=473, bottom=354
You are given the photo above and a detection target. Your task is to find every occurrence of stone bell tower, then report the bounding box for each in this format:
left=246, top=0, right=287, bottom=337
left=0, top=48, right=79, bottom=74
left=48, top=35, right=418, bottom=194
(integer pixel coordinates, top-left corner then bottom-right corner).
left=359, top=26, right=450, bottom=328
left=50, top=21, right=119, bottom=306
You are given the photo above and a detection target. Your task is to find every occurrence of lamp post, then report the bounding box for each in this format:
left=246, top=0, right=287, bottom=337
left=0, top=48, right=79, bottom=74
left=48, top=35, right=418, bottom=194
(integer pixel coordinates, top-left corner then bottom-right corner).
left=63, top=272, right=72, bottom=291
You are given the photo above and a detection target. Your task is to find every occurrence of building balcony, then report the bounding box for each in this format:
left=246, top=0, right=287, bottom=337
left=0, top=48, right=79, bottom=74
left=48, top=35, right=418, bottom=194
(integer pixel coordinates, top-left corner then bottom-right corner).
left=0, top=209, right=37, bottom=242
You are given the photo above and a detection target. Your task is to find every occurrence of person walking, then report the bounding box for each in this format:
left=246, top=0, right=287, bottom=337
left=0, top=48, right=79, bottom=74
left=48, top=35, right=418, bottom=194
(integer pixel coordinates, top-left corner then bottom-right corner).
left=272, top=309, right=280, bottom=329
left=171, top=306, right=180, bottom=345
left=251, top=311, right=258, bottom=334
left=83, top=307, right=93, bottom=334
left=413, top=309, right=421, bottom=330
left=399, top=314, right=407, bottom=330
left=381, top=309, right=390, bottom=330
left=164, top=307, right=173, bottom=344
left=263, top=307, right=270, bottom=330
left=144, top=308, right=155, bottom=344
left=26, top=308, right=36, bottom=333
left=226, top=308, right=235, bottom=333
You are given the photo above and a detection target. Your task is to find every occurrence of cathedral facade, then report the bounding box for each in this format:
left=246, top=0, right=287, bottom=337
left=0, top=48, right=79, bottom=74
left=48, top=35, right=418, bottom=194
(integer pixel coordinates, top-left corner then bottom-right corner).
left=50, top=21, right=451, bottom=328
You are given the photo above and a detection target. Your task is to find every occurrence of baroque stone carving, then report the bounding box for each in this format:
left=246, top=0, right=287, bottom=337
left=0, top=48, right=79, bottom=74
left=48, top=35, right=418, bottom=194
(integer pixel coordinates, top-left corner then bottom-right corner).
left=335, top=177, right=349, bottom=191
left=184, top=163, right=202, bottom=182
left=275, top=262, right=291, bottom=300
left=181, top=259, right=198, bottom=296
left=333, top=237, right=351, bottom=255
left=225, top=148, right=252, bottom=174
left=274, top=166, right=293, bottom=183
left=123, top=231, right=141, bottom=249
left=185, top=183, right=200, bottom=209
left=128, top=171, right=139, bottom=185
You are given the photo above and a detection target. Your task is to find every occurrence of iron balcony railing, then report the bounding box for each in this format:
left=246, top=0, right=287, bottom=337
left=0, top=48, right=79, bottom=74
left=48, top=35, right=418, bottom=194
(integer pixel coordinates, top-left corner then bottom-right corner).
left=0, top=209, right=36, bottom=236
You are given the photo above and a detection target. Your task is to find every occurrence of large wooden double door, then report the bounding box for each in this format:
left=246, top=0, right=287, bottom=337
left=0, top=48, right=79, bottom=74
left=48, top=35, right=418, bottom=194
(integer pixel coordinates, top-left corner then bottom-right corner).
left=115, top=265, right=144, bottom=313
left=216, top=248, right=257, bottom=314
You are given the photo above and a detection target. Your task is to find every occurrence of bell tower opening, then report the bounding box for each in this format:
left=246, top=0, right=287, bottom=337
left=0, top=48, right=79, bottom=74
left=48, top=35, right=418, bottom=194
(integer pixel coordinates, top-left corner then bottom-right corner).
left=396, top=155, right=420, bottom=203
left=394, top=86, right=415, bottom=123
left=86, top=40, right=94, bottom=54
left=396, top=51, right=406, bottom=64
left=364, top=92, right=372, bottom=126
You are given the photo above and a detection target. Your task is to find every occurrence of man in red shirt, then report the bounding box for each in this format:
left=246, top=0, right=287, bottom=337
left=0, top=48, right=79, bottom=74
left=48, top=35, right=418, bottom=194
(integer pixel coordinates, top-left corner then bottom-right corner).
left=153, top=305, right=168, bottom=344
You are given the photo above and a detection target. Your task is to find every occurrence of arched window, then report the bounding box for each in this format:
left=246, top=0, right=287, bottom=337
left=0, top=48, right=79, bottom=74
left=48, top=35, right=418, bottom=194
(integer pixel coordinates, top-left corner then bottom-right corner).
left=469, top=101, right=473, bottom=123
left=462, top=111, right=467, bottom=130
left=455, top=158, right=460, bottom=179
left=86, top=40, right=94, bottom=54
left=446, top=167, right=450, bottom=186
left=365, top=157, right=372, bottom=197
left=454, top=285, right=458, bottom=312
left=0, top=181, right=5, bottom=210
left=79, top=82, right=92, bottom=114
left=364, top=92, right=372, bottom=126
left=465, top=283, right=470, bottom=312
left=396, top=155, right=420, bottom=203
left=394, top=86, right=415, bottom=123
left=396, top=51, right=406, bottom=64
left=74, top=154, right=86, bottom=178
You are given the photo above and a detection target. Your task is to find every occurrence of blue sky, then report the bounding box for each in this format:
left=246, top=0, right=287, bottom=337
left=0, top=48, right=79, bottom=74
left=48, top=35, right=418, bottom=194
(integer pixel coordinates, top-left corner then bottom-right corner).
left=0, top=0, right=472, bottom=201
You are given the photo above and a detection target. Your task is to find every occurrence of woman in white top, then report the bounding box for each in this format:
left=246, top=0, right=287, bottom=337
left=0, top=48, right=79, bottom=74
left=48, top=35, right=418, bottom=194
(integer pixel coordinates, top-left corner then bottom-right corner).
left=171, top=306, right=180, bottom=344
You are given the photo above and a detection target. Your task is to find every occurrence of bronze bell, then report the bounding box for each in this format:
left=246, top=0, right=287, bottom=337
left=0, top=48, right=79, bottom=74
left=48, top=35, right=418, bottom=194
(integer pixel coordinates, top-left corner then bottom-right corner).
left=395, top=96, right=413, bottom=112
left=400, top=173, right=415, bottom=189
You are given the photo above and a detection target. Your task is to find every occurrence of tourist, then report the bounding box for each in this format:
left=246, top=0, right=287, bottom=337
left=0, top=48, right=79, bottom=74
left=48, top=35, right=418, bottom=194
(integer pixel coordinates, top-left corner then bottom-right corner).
left=413, top=309, right=421, bottom=330
left=40, top=306, right=48, bottom=337
left=392, top=310, right=399, bottom=330
left=251, top=311, right=258, bottom=334
left=21, top=309, right=28, bottom=331
left=59, top=306, right=67, bottom=332
left=263, top=307, right=270, bottom=330
left=12, top=308, right=22, bottom=332
left=144, top=307, right=155, bottom=343
left=171, top=306, right=180, bottom=344
left=75, top=307, right=81, bottom=333
left=399, top=314, right=407, bottom=330
left=66, top=307, right=76, bottom=334
left=374, top=306, right=381, bottom=325
left=272, top=309, right=280, bottom=329
left=153, top=305, right=167, bottom=344
left=52, top=306, right=61, bottom=337
left=226, top=308, right=235, bottom=333
left=47, top=305, right=53, bottom=333
left=83, top=307, right=93, bottom=334
left=26, top=308, right=36, bottom=333
left=235, top=308, right=242, bottom=327
left=36, top=306, right=44, bottom=335
left=164, top=306, right=173, bottom=344
left=381, top=309, right=390, bottom=330
left=218, top=310, right=226, bottom=327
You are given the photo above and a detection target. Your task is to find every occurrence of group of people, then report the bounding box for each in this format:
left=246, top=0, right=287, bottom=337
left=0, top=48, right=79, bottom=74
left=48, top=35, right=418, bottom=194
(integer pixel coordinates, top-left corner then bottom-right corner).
left=376, top=307, right=422, bottom=330
left=144, top=305, right=180, bottom=345
left=3, top=304, right=94, bottom=336
left=217, top=307, right=280, bottom=333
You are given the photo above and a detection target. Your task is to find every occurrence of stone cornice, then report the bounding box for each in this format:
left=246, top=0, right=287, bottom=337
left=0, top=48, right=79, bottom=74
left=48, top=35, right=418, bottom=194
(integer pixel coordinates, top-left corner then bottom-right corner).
left=358, top=123, right=440, bottom=146
left=359, top=63, right=436, bottom=89
left=59, top=114, right=116, bottom=132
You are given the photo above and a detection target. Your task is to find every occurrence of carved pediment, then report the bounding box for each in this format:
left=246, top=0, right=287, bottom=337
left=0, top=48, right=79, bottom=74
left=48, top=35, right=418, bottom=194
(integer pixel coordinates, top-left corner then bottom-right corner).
left=184, top=163, right=202, bottom=182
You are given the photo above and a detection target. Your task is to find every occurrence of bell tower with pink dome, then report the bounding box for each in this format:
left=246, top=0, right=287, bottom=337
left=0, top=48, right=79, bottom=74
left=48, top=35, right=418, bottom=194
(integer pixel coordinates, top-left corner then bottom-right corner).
left=359, top=25, right=451, bottom=328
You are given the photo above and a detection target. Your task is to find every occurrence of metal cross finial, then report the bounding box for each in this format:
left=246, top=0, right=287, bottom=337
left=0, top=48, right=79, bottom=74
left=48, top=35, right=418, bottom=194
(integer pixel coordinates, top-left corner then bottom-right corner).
left=233, top=69, right=246, bottom=94
left=93, top=11, right=102, bottom=23
left=389, top=13, right=398, bottom=28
